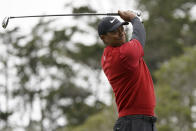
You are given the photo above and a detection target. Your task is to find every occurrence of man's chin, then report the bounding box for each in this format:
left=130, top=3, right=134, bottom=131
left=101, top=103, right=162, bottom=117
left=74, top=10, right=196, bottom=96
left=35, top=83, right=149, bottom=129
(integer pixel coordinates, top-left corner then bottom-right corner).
left=119, top=40, right=126, bottom=45
left=110, top=42, right=124, bottom=47
left=119, top=38, right=126, bottom=44
left=108, top=40, right=126, bottom=47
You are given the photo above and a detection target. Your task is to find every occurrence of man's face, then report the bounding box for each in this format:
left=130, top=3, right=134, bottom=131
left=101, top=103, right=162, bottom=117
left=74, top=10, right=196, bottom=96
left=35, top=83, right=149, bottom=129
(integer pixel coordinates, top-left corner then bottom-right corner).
left=100, top=25, right=126, bottom=47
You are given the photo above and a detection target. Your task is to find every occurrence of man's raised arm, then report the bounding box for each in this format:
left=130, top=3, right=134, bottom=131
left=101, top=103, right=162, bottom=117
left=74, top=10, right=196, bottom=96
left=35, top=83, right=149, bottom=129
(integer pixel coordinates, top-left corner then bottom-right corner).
left=118, top=10, right=146, bottom=48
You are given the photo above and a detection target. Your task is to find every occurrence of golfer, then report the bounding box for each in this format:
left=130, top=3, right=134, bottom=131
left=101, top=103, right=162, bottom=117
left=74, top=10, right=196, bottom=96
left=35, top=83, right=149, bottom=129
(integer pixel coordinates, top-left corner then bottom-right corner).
left=98, top=10, right=157, bottom=131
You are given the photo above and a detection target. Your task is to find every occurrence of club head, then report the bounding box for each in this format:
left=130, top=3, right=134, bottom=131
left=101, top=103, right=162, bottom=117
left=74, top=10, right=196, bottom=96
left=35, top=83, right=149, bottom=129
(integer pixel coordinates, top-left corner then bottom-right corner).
left=2, top=17, right=10, bottom=29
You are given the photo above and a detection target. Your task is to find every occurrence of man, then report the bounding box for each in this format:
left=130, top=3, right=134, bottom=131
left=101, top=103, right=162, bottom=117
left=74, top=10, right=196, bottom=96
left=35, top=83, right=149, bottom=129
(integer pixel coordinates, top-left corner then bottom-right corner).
left=98, top=10, right=157, bottom=131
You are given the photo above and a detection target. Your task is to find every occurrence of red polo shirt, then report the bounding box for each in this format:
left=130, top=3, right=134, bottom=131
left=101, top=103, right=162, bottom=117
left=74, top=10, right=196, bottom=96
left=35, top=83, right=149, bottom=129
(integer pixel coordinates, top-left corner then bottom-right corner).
left=101, top=39, right=156, bottom=117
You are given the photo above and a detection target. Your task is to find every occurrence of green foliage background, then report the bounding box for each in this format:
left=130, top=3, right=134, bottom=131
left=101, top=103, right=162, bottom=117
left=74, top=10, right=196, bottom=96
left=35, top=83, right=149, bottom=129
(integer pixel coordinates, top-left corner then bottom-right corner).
left=0, top=0, right=196, bottom=131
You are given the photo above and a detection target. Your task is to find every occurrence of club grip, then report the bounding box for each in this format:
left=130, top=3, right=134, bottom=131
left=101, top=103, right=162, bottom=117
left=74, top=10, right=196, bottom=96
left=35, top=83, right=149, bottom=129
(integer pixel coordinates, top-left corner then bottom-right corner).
left=106, top=13, right=119, bottom=16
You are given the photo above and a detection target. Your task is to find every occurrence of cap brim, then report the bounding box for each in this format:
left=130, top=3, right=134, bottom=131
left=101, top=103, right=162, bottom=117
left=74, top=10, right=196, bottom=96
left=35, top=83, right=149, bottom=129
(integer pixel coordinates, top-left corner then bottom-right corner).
left=108, top=21, right=129, bottom=32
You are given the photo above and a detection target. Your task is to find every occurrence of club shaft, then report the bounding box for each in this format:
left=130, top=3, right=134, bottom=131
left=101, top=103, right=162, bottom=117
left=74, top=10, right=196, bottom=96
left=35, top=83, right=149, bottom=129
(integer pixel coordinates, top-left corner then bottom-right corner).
left=9, top=13, right=119, bottom=19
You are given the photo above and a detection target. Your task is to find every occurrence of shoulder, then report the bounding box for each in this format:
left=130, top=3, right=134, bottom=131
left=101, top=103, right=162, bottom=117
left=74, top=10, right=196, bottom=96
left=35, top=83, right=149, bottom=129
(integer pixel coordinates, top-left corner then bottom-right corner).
left=120, top=39, right=144, bottom=57
left=121, top=39, right=141, bottom=48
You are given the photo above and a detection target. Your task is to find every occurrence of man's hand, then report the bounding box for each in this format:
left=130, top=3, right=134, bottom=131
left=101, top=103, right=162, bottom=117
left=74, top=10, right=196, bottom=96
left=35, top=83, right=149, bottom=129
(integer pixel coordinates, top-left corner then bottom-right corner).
left=118, top=10, right=136, bottom=21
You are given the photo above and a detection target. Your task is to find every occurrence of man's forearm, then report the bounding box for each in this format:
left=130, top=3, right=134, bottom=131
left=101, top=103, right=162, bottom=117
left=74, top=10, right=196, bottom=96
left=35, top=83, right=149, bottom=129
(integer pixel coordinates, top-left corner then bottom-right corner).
left=131, top=17, right=146, bottom=48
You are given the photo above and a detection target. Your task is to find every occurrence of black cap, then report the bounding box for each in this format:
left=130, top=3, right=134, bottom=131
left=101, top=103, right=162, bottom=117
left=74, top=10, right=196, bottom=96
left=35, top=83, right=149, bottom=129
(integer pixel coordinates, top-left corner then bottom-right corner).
left=98, top=17, right=129, bottom=35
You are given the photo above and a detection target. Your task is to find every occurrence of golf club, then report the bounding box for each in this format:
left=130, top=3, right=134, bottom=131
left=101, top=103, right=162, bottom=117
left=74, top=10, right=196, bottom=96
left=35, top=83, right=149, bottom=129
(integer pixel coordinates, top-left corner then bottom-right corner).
left=2, top=12, right=141, bottom=29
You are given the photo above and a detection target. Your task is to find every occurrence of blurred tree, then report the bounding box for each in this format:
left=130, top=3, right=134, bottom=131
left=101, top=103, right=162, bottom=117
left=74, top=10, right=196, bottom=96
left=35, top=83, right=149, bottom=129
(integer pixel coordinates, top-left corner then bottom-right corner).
left=0, top=28, right=24, bottom=130
left=137, top=0, right=196, bottom=72
left=11, top=18, right=105, bottom=130
left=57, top=106, right=116, bottom=131
left=65, top=6, right=104, bottom=70
left=155, top=46, right=196, bottom=131
left=0, top=8, right=106, bottom=130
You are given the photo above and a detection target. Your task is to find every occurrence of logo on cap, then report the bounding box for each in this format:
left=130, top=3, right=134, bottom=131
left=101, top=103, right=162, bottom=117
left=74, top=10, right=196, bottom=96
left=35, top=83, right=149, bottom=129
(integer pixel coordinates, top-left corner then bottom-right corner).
left=110, top=18, right=116, bottom=23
